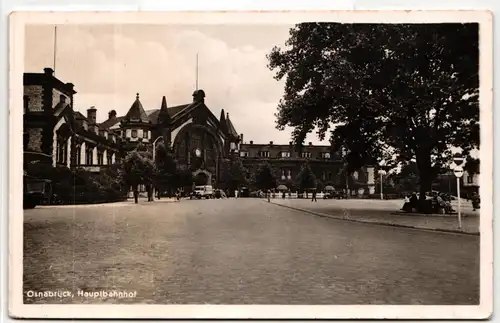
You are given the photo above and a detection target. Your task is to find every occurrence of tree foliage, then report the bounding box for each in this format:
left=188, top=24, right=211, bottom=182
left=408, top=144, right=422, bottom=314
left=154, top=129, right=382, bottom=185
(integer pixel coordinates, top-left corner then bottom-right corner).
left=120, top=148, right=155, bottom=189
left=295, top=162, right=317, bottom=191
left=389, top=162, right=420, bottom=192
left=221, top=157, right=248, bottom=190
left=268, top=23, right=479, bottom=198
left=252, top=162, right=278, bottom=190
left=464, top=156, right=480, bottom=175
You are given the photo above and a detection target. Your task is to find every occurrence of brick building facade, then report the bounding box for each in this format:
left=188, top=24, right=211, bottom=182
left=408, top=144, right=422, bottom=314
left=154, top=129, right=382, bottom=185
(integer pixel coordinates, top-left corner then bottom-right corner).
left=23, top=68, right=376, bottom=194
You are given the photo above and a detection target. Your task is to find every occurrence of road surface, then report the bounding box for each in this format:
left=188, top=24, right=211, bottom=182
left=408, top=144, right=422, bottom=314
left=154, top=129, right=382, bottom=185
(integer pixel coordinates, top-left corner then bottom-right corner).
left=23, top=198, right=479, bottom=305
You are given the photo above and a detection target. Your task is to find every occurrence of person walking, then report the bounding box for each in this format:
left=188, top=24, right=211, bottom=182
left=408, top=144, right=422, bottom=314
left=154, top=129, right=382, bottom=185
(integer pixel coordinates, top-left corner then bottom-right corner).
left=133, top=187, right=139, bottom=204
left=147, top=184, right=153, bottom=202
left=311, top=189, right=317, bottom=202
left=267, top=189, right=271, bottom=202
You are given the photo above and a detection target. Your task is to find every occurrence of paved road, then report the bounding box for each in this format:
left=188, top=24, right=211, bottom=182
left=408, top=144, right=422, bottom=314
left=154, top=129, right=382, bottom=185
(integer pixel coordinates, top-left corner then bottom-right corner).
left=23, top=198, right=479, bottom=305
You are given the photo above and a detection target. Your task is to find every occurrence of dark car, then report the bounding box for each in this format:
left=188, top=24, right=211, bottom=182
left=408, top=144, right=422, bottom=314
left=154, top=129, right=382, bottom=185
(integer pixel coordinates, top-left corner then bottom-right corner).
left=323, top=192, right=334, bottom=199
left=23, top=176, right=52, bottom=209
left=239, top=187, right=250, bottom=197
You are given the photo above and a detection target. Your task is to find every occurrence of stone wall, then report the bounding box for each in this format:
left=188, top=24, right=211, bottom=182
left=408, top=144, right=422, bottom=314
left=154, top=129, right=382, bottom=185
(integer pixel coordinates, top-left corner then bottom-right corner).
left=24, top=85, right=43, bottom=112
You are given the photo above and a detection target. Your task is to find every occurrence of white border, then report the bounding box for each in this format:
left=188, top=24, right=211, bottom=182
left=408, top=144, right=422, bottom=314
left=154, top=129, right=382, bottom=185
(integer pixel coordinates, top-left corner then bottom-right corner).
left=8, top=11, right=493, bottom=319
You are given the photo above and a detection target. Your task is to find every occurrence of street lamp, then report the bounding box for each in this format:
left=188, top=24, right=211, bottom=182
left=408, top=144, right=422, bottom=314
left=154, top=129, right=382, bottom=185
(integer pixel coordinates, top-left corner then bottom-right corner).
left=378, top=160, right=386, bottom=200
left=378, top=169, right=387, bottom=200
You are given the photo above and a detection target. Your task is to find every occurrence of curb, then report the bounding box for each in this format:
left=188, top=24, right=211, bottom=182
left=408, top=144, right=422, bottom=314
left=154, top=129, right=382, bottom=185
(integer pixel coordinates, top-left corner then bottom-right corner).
left=269, top=202, right=479, bottom=236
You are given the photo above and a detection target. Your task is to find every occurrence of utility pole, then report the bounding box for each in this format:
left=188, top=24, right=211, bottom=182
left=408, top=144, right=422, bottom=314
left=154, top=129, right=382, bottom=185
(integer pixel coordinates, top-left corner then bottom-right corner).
left=196, top=53, right=199, bottom=90
left=53, top=26, right=57, bottom=76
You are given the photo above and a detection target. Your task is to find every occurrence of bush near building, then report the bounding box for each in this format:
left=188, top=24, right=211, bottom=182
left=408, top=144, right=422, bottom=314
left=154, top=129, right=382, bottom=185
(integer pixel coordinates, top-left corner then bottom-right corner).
left=24, top=163, right=127, bottom=205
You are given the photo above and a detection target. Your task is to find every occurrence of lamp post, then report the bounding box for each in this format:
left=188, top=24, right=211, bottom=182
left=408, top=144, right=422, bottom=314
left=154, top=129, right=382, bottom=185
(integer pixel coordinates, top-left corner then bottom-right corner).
left=378, top=160, right=386, bottom=200
left=378, top=169, right=387, bottom=200
left=453, top=153, right=466, bottom=230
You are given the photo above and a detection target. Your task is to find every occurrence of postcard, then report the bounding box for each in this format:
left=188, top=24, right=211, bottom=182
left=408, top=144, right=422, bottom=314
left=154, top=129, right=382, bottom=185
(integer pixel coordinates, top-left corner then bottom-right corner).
left=9, top=10, right=493, bottom=319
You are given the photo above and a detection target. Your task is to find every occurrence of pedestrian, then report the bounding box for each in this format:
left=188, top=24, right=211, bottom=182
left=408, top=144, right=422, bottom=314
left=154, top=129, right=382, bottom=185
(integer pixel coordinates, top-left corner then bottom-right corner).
left=176, top=189, right=181, bottom=201
left=133, top=188, right=139, bottom=204
left=311, top=189, right=317, bottom=202
left=147, top=184, right=153, bottom=202
left=235, top=189, right=239, bottom=199
left=267, top=189, right=271, bottom=202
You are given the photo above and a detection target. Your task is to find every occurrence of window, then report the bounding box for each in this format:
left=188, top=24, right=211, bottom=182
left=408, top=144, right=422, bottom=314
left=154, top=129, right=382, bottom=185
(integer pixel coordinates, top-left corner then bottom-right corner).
left=240, top=151, right=248, bottom=157
left=143, top=130, right=148, bottom=138
left=281, top=169, right=286, bottom=180
left=230, top=142, right=236, bottom=150
left=86, top=147, right=93, bottom=165
left=260, top=151, right=270, bottom=158
left=467, top=175, right=474, bottom=184
left=76, top=146, right=81, bottom=165
left=97, top=152, right=104, bottom=165
left=107, top=153, right=113, bottom=165
left=322, top=172, right=326, bottom=180
left=131, top=130, right=138, bottom=138
left=301, top=152, right=311, bottom=158
left=57, top=139, right=66, bottom=164
left=322, top=152, right=331, bottom=159
left=287, top=170, right=292, bottom=180
left=281, top=151, right=290, bottom=158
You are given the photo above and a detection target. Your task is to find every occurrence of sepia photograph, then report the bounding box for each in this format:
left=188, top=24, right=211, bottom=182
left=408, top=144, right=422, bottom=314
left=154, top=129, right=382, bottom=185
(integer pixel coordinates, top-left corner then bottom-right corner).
left=9, top=11, right=492, bottom=319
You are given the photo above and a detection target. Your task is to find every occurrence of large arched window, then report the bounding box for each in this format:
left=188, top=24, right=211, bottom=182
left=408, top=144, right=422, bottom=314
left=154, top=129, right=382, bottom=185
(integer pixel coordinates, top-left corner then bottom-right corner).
left=173, top=126, right=220, bottom=174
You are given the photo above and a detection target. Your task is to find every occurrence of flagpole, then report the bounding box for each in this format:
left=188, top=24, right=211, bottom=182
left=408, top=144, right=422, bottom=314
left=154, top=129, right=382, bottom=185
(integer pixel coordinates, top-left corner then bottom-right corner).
left=53, top=26, right=57, bottom=76
left=196, top=53, right=199, bottom=90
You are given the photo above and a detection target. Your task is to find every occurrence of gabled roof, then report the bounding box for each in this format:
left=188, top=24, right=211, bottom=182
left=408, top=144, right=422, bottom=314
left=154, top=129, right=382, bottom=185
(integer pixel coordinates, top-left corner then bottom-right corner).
left=99, top=116, right=124, bottom=129
left=144, top=104, right=190, bottom=124
left=73, top=111, right=86, bottom=120
left=225, top=114, right=239, bottom=138
left=124, top=93, right=149, bottom=123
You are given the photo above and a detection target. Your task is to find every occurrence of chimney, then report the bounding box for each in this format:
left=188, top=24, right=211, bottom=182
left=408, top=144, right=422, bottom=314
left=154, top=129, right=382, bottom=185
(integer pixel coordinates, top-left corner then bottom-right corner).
left=59, top=94, right=66, bottom=104
left=87, top=106, right=97, bottom=125
left=66, top=83, right=74, bottom=92
left=250, top=140, right=253, bottom=145
left=108, top=110, right=117, bottom=120
left=240, top=133, right=244, bottom=143
left=270, top=141, right=273, bottom=145
left=309, top=142, right=312, bottom=146
left=44, top=67, right=54, bottom=76
left=289, top=141, right=293, bottom=146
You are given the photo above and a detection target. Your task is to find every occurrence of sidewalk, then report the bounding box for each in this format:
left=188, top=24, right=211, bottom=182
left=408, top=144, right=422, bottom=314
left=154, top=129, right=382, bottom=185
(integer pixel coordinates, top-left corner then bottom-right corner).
left=269, top=199, right=480, bottom=235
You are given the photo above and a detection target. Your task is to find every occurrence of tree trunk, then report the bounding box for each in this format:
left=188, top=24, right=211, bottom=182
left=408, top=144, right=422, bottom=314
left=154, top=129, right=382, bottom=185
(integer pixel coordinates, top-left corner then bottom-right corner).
left=416, top=150, right=433, bottom=212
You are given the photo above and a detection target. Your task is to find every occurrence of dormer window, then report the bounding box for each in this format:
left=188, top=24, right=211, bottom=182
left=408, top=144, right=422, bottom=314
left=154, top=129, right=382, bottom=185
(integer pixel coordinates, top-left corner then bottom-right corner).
left=260, top=151, right=270, bottom=158
left=322, top=152, right=331, bottom=159
left=143, top=131, right=148, bottom=139
left=301, top=152, right=312, bottom=158
left=240, top=151, right=248, bottom=157
left=131, top=130, right=138, bottom=138
left=281, top=151, right=290, bottom=158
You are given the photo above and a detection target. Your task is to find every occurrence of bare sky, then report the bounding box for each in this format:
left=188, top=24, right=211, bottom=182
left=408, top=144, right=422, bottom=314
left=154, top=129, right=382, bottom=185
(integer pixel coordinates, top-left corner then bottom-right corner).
left=25, top=24, right=329, bottom=145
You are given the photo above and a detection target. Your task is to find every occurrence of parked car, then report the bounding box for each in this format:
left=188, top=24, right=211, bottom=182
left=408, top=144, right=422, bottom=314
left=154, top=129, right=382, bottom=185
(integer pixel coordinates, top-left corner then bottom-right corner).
left=23, top=176, right=52, bottom=209
left=239, top=187, right=250, bottom=197
left=190, top=185, right=214, bottom=199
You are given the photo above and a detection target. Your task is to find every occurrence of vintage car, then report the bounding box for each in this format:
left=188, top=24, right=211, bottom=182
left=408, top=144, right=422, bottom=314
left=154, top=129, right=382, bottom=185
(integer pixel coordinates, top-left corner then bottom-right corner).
left=23, top=176, right=52, bottom=209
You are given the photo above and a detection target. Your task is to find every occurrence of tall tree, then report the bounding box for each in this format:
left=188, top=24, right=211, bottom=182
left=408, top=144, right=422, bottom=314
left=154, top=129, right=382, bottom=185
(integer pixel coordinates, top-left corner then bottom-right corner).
left=295, top=162, right=317, bottom=193
left=464, top=156, right=480, bottom=175
left=154, top=142, right=178, bottom=196
left=267, top=23, right=479, bottom=203
left=120, top=149, right=155, bottom=191
left=252, top=162, right=278, bottom=190
left=221, top=157, right=248, bottom=191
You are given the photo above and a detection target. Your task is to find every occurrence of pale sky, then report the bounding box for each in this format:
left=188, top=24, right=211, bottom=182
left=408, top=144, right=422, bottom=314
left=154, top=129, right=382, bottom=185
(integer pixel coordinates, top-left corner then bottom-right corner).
left=25, top=24, right=329, bottom=145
